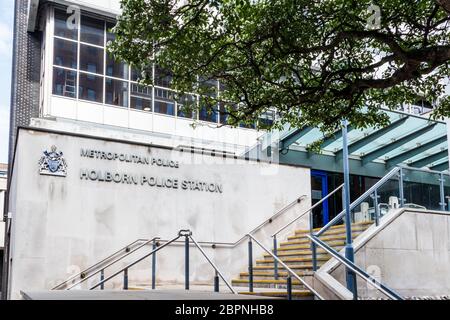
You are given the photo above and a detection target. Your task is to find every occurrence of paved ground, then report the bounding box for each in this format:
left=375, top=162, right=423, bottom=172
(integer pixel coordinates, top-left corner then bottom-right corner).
left=21, top=289, right=274, bottom=300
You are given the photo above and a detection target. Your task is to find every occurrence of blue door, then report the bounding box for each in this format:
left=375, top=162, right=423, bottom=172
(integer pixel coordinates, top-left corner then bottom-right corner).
left=311, top=170, right=329, bottom=227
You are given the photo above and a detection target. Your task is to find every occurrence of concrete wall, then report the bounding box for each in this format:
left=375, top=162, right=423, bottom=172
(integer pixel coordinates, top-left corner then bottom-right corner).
left=1, top=176, right=7, bottom=248
left=331, top=210, right=450, bottom=298
left=7, top=127, right=311, bottom=299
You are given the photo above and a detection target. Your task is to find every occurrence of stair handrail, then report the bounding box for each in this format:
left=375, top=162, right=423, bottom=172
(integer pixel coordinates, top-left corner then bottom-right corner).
left=246, top=233, right=324, bottom=300
left=56, top=194, right=307, bottom=289
left=154, top=194, right=308, bottom=248
left=89, top=232, right=182, bottom=290
left=247, top=233, right=324, bottom=300
left=53, top=238, right=155, bottom=290
left=307, top=234, right=403, bottom=300
left=315, top=167, right=401, bottom=237
left=87, top=230, right=236, bottom=294
left=179, top=194, right=307, bottom=248
left=272, top=184, right=344, bottom=238
left=189, top=234, right=237, bottom=294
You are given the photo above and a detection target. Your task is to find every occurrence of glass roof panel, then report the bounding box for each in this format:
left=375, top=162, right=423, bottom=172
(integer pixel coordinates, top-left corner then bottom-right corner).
left=278, top=108, right=448, bottom=166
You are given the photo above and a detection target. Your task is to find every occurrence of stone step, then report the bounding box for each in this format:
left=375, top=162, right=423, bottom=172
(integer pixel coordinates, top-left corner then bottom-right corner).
left=293, top=221, right=372, bottom=236
left=232, top=279, right=307, bottom=290
left=280, top=239, right=345, bottom=248
left=252, top=264, right=318, bottom=272
left=239, top=271, right=314, bottom=279
left=238, top=290, right=314, bottom=299
left=259, top=255, right=329, bottom=265
left=264, top=250, right=330, bottom=259
left=287, top=229, right=366, bottom=243
left=277, top=245, right=344, bottom=252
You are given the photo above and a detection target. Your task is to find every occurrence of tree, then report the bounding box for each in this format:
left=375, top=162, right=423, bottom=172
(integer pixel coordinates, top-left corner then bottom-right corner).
left=108, top=0, right=450, bottom=135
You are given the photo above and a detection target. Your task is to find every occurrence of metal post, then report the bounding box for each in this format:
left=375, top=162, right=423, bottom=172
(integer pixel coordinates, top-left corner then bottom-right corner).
left=399, top=168, right=405, bottom=207
left=311, top=242, right=317, bottom=271
left=374, top=190, right=380, bottom=226
left=273, top=236, right=278, bottom=280
left=100, top=269, right=104, bottom=290
left=439, top=173, right=446, bottom=211
left=286, top=276, right=292, bottom=300
left=185, top=235, right=189, bottom=290
left=342, top=119, right=357, bottom=299
left=152, top=240, right=157, bottom=290
left=248, top=237, right=254, bottom=293
left=310, top=211, right=317, bottom=271
left=123, top=268, right=128, bottom=290
left=214, top=271, right=220, bottom=293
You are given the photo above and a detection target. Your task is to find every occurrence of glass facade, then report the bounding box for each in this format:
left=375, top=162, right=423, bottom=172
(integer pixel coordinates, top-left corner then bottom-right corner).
left=51, top=8, right=274, bottom=127
left=311, top=169, right=450, bottom=228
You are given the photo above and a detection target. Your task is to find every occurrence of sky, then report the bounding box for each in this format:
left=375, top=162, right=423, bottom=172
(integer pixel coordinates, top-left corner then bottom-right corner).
left=0, top=0, right=14, bottom=164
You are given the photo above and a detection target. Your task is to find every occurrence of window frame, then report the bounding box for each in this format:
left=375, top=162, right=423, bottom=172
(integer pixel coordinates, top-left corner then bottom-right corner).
left=50, top=7, right=263, bottom=129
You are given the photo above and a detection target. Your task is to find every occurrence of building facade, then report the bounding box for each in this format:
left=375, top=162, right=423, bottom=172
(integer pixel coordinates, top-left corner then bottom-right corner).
left=3, top=0, right=450, bottom=300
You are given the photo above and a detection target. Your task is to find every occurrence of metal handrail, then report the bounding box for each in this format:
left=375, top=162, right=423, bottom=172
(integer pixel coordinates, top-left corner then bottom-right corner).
left=90, top=233, right=182, bottom=290
left=157, top=194, right=307, bottom=248
left=247, top=234, right=324, bottom=300
left=185, top=194, right=307, bottom=248
left=87, top=230, right=236, bottom=293
left=316, top=167, right=401, bottom=236
left=57, top=193, right=307, bottom=289
left=307, top=235, right=403, bottom=300
left=56, top=191, right=306, bottom=289
left=64, top=237, right=160, bottom=290
left=53, top=238, right=153, bottom=290
left=189, top=235, right=237, bottom=294
left=272, top=184, right=344, bottom=237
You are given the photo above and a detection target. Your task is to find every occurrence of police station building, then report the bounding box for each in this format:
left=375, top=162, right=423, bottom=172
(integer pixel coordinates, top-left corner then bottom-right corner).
left=3, top=0, right=450, bottom=300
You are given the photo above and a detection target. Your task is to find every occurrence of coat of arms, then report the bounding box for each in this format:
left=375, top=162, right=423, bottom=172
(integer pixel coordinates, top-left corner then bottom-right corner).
left=39, top=145, right=68, bottom=177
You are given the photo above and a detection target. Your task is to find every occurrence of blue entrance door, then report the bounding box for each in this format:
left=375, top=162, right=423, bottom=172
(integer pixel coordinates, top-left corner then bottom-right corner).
left=311, top=170, right=329, bottom=227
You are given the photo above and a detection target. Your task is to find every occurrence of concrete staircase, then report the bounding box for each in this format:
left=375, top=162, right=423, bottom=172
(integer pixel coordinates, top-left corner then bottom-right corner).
left=233, top=221, right=372, bottom=299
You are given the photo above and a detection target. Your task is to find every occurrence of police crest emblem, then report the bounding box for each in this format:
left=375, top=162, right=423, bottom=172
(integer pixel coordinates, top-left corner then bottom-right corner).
left=39, top=145, right=68, bottom=177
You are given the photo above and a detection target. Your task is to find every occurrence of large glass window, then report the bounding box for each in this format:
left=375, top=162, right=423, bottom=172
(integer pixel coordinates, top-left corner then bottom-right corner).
left=53, top=38, right=77, bottom=69
left=130, top=83, right=152, bottom=111
left=106, top=54, right=128, bottom=79
left=131, top=96, right=152, bottom=111
left=259, top=110, right=275, bottom=128
left=131, top=68, right=140, bottom=82
left=80, top=44, right=104, bottom=74
left=199, top=79, right=218, bottom=123
left=177, top=94, right=196, bottom=119
left=51, top=9, right=258, bottom=130
left=54, top=9, right=77, bottom=40
left=106, top=78, right=128, bottom=107
left=154, top=88, right=175, bottom=115
left=199, top=105, right=218, bottom=123
left=53, top=67, right=77, bottom=98
left=219, top=103, right=231, bottom=125
left=154, top=66, right=172, bottom=88
left=79, top=73, right=103, bottom=103
left=105, top=23, right=128, bottom=79
left=80, top=15, right=104, bottom=46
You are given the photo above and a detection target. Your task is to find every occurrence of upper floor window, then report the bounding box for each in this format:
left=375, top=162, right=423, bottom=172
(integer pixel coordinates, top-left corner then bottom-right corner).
left=53, top=38, right=77, bottom=69
left=50, top=7, right=260, bottom=128
left=54, top=9, right=77, bottom=40
left=80, top=15, right=104, bottom=46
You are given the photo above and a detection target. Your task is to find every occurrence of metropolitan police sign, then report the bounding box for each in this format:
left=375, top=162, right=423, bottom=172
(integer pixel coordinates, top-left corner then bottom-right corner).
left=38, top=145, right=68, bottom=177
